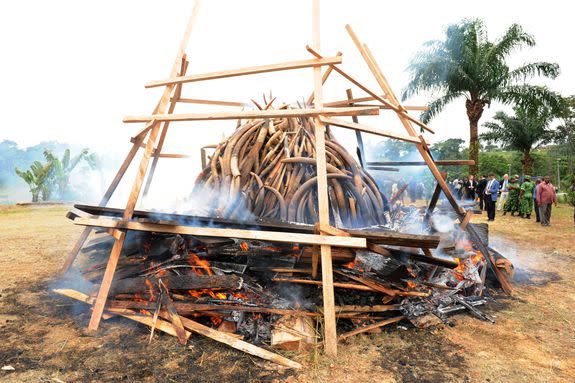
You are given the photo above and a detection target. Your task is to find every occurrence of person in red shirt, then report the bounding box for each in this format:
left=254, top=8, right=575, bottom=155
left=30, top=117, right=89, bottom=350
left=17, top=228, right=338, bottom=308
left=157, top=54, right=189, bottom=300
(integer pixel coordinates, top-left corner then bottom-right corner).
left=536, top=176, right=558, bottom=227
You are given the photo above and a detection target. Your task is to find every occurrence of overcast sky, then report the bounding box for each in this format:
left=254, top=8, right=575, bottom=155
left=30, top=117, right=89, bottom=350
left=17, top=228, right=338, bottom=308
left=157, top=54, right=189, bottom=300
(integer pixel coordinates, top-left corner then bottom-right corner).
left=1, top=0, right=572, bottom=206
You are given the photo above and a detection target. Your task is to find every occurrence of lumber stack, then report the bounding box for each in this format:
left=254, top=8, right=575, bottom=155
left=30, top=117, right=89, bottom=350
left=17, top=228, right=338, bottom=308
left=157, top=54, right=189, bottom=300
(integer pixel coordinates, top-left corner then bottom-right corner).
left=192, top=107, right=386, bottom=226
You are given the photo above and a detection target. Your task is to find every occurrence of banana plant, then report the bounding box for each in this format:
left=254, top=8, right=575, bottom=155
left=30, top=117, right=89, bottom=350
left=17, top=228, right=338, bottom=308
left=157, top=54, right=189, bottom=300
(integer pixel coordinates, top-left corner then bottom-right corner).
left=15, top=161, right=52, bottom=202
left=43, top=148, right=99, bottom=200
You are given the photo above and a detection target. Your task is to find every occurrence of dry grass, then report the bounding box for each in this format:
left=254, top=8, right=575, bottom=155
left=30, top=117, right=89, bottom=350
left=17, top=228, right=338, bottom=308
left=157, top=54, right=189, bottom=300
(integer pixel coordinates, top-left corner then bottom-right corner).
left=0, top=204, right=574, bottom=382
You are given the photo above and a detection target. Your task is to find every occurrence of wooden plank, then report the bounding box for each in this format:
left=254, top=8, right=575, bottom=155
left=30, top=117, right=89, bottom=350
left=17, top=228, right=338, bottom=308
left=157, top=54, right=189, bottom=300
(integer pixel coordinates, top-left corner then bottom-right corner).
left=52, top=289, right=192, bottom=340
left=325, top=96, right=428, bottom=110
left=71, top=204, right=440, bottom=247
left=366, top=160, right=475, bottom=166
left=58, top=133, right=148, bottom=276
left=176, top=316, right=301, bottom=368
left=338, top=316, right=405, bottom=340
left=54, top=289, right=300, bottom=369
left=143, top=57, right=189, bottom=197
left=145, top=56, right=342, bottom=88
left=345, top=89, right=366, bottom=168
left=365, top=166, right=400, bottom=172
left=158, top=280, right=187, bottom=345
left=306, top=45, right=435, bottom=134
left=311, top=0, right=337, bottom=358
left=345, top=26, right=511, bottom=294
left=88, top=0, right=203, bottom=332
left=72, top=216, right=367, bottom=248
left=321, top=117, right=421, bottom=144
left=307, top=52, right=342, bottom=105
left=123, top=106, right=379, bottom=123
left=153, top=153, right=190, bottom=158
left=272, top=278, right=374, bottom=291
left=175, top=98, right=245, bottom=107
left=459, top=209, right=474, bottom=231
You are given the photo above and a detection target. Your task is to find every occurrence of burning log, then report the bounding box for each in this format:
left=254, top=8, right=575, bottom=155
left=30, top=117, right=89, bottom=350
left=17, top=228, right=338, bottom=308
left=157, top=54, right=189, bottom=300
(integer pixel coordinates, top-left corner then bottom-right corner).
left=110, top=275, right=243, bottom=295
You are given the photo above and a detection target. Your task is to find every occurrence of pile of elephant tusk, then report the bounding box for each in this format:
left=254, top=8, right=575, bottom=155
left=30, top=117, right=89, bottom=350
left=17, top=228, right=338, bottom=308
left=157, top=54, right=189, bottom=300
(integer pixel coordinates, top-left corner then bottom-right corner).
left=193, top=105, right=387, bottom=227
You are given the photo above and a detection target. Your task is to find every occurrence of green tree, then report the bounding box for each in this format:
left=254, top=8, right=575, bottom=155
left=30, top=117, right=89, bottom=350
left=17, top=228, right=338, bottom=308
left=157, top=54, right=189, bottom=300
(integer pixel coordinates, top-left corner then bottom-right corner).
left=481, top=106, right=558, bottom=174
left=15, top=161, right=52, bottom=202
left=402, top=18, right=564, bottom=176
left=554, top=96, right=575, bottom=174
left=43, top=148, right=99, bottom=200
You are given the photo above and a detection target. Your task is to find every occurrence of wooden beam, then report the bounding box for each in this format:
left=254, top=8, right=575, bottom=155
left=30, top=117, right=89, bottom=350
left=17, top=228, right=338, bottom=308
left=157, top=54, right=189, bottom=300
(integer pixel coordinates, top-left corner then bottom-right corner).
left=338, top=316, right=405, bottom=340
left=54, top=289, right=300, bottom=369
left=320, top=117, right=421, bottom=144
left=345, top=89, right=366, bottom=168
left=72, top=216, right=367, bottom=248
left=311, top=0, right=337, bottom=358
left=176, top=315, right=301, bottom=368
left=306, top=46, right=435, bottom=134
left=123, top=106, right=379, bottom=123
left=366, top=160, right=476, bottom=166
left=459, top=209, right=474, bottom=231
left=345, top=25, right=511, bottom=294
left=325, top=96, right=428, bottom=110
left=145, top=56, right=343, bottom=88
left=153, top=153, right=190, bottom=159
left=53, top=289, right=192, bottom=340
left=88, top=0, right=203, bottom=332
left=143, top=57, right=189, bottom=197
left=174, top=98, right=245, bottom=107
left=424, top=171, right=447, bottom=225
left=58, top=132, right=148, bottom=276
left=307, top=52, right=342, bottom=105
left=365, top=166, right=400, bottom=172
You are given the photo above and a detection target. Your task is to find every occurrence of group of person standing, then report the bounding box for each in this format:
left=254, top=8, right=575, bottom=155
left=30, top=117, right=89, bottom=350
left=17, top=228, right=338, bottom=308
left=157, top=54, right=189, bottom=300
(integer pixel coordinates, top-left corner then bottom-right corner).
left=500, top=174, right=557, bottom=226
left=451, top=173, right=559, bottom=225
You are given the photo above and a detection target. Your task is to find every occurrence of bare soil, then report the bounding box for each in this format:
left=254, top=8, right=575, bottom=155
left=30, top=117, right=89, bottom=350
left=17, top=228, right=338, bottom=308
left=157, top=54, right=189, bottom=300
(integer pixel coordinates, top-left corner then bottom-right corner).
left=0, top=204, right=573, bottom=382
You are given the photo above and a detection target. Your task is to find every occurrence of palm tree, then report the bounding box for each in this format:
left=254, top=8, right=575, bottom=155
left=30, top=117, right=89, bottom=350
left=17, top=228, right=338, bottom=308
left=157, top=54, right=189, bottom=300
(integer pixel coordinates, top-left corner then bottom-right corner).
left=15, top=161, right=52, bottom=202
left=481, top=106, right=557, bottom=174
left=44, top=148, right=99, bottom=200
left=402, top=19, right=565, bottom=175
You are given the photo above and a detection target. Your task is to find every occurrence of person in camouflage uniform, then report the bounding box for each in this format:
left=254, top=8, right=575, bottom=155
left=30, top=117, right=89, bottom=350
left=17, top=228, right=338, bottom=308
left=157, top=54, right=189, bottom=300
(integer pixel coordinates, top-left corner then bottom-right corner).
left=519, top=175, right=535, bottom=218
left=503, top=175, right=520, bottom=216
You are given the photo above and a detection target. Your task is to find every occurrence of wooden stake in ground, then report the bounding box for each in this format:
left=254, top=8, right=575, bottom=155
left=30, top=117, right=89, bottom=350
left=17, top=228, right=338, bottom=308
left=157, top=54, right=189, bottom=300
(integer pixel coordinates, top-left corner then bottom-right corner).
left=87, top=0, right=203, bottom=333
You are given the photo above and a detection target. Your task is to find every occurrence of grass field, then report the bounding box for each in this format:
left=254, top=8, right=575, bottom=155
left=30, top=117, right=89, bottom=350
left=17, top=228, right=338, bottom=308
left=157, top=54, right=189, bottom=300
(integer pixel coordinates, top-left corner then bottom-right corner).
left=0, top=204, right=573, bottom=382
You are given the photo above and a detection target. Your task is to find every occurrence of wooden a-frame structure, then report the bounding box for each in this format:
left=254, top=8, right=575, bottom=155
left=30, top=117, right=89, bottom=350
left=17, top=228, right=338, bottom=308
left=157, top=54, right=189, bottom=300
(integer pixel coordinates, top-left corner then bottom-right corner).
left=59, top=0, right=511, bottom=358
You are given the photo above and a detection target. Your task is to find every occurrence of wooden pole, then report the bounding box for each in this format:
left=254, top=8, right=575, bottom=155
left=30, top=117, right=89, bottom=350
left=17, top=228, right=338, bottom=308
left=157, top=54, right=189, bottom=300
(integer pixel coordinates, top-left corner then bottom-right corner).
left=87, top=0, right=203, bottom=332
left=311, top=0, right=337, bottom=357
left=142, top=56, right=189, bottom=198
left=346, top=89, right=366, bottom=168
left=345, top=25, right=511, bottom=294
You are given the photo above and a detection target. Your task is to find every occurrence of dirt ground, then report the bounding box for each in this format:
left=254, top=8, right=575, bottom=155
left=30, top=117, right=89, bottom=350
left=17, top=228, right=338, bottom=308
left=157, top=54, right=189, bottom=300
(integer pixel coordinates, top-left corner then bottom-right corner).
left=0, top=204, right=573, bottom=382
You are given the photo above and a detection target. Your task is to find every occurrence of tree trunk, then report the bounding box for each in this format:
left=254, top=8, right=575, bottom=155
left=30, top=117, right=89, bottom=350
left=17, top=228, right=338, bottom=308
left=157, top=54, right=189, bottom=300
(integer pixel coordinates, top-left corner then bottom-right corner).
left=31, top=191, right=39, bottom=202
left=521, top=149, right=534, bottom=175
left=465, top=99, right=486, bottom=177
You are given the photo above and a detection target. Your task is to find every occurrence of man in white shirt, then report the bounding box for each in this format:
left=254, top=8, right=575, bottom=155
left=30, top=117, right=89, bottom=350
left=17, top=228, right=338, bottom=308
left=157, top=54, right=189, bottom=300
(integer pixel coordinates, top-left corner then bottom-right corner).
left=497, top=174, right=509, bottom=211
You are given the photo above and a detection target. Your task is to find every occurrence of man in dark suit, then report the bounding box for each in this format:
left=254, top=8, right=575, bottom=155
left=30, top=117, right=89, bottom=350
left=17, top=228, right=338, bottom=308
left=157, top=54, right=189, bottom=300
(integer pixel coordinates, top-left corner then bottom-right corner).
left=463, top=175, right=477, bottom=201
left=476, top=175, right=488, bottom=210
left=484, top=173, right=500, bottom=221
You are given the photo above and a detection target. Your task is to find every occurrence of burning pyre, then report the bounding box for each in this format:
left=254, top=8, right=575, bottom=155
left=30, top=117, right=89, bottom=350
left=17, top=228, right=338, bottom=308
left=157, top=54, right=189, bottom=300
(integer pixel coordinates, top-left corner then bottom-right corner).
left=57, top=110, right=512, bottom=367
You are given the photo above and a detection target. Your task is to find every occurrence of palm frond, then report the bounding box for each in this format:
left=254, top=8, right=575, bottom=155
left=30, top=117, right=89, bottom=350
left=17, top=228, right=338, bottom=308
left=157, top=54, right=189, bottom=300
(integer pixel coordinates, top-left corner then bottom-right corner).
left=495, top=85, right=568, bottom=115
left=509, top=62, right=560, bottom=82
left=487, top=23, right=535, bottom=61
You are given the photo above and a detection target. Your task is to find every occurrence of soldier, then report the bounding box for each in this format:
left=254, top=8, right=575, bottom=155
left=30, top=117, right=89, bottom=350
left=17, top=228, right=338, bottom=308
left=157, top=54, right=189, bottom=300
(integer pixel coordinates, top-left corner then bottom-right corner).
left=519, top=175, right=535, bottom=219
left=503, top=175, right=520, bottom=216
